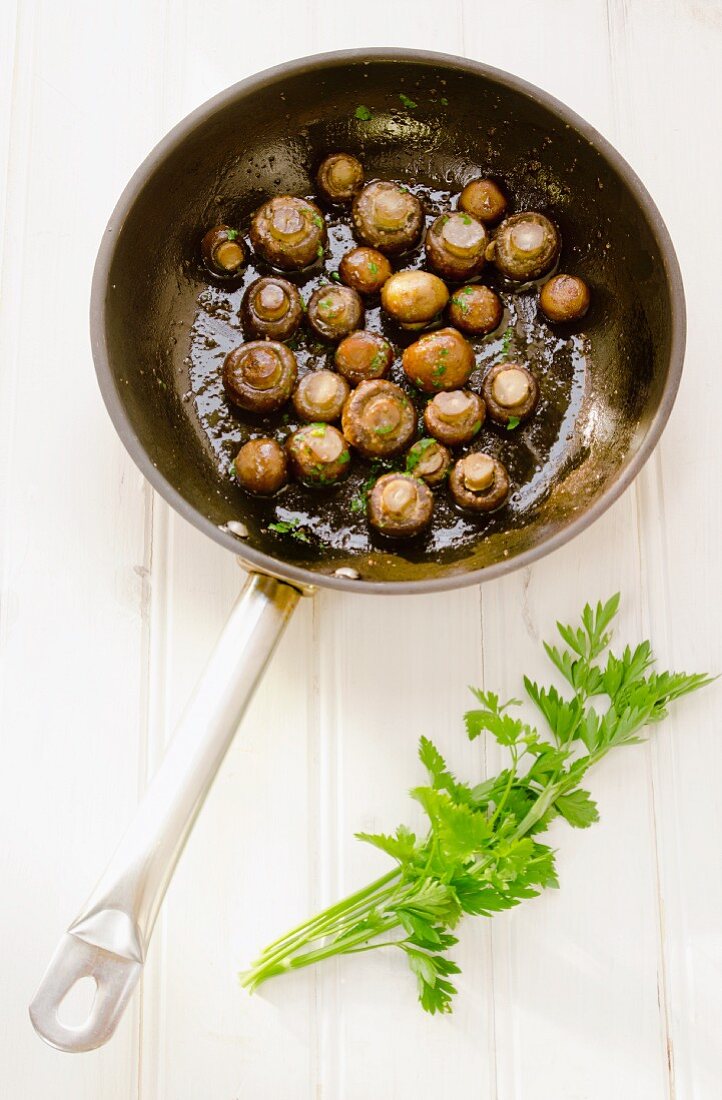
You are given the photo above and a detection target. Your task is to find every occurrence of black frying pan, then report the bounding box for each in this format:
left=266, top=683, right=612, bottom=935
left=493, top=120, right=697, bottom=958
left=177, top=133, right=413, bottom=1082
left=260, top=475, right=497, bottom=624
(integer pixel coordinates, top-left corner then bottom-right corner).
left=30, top=49, right=684, bottom=1052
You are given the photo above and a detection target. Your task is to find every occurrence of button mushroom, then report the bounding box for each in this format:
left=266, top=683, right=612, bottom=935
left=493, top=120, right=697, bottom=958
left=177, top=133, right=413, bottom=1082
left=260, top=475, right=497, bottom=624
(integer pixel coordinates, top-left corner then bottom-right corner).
left=352, top=180, right=424, bottom=255
left=446, top=284, right=503, bottom=335
left=306, top=285, right=364, bottom=341
left=334, top=330, right=393, bottom=384
left=233, top=437, right=288, bottom=495
left=405, top=438, right=452, bottom=485
left=425, top=212, right=487, bottom=282
left=380, top=270, right=449, bottom=330
left=249, top=195, right=327, bottom=270
left=316, top=153, right=364, bottom=205
left=539, top=273, right=591, bottom=322
left=201, top=225, right=246, bottom=278
left=341, top=379, right=416, bottom=458
left=292, top=369, right=350, bottom=422
left=482, top=362, right=539, bottom=426
left=449, top=453, right=510, bottom=512
left=223, top=341, right=298, bottom=414
left=490, top=212, right=561, bottom=282
left=286, top=423, right=351, bottom=487
left=458, top=178, right=508, bottom=225
left=339, top=247, right=392, bottom=295
left=241, top=276, right=303, bottom=341
left=402, top=327, right=475, bottom=393
left=424, top=389, right=485, bottom=446
left=368, top=473, right=434, bottom=538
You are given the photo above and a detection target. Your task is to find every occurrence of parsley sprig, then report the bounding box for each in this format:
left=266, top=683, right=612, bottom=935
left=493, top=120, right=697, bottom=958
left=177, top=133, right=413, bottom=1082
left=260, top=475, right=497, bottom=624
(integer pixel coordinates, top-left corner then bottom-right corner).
left=240, top=595, right=710, bottom=1014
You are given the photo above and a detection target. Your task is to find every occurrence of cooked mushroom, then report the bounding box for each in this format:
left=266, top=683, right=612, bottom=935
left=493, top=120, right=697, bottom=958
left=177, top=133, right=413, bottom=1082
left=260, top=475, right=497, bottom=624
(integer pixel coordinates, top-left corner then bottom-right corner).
left=249, top=195, right=327, bottom=270
left=425, top=212, right=487, bottom=282
left=316, top=153, right=364, bottom=205
left=352, top=181, right=424, bottom=255
left=402, top=327, right=475, bottom=393
left=292, top=369, right=349, bottom=422
left=201, top=225, right=246, bottom=278
left=286, top=423, right=351, bottom=487
left=241, top=276, right=303, bottom=341
left=306, top=285, right=364, bottom=341
left=367, top=473, right=434, bottom=538
left=405, top=438, right=452, bottom=485
left=380, top=270, right=449, bottom=330
left=424, top=389, right=485, bottom=446
left=458, top=178, right=508, bottom=225
left=233, top=438, right=288, bottom=495
left=539, top=274, right=590, bottom=322
left=490, top=212, right=560, bottom=282
left=341, top=379, right=416, bottom=458
left=482, top=362, right=539, bottom=426
left=339, top=247, right=392, bottom=295
left=334, top=330, right=393, bottom=384
left=449, top=453, right=510, bottom=512
left=446, top=284, right=503, bottom=335
left=223, top=341, right=297, bottom=414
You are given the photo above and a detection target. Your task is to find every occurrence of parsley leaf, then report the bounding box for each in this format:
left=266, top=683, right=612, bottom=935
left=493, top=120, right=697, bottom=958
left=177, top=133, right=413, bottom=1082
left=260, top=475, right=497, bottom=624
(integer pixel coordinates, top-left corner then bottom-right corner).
left=240, top=595, right=711, bottom=1015
left=355, top=105, right=373, bottom=121
left=399, top=93, right=418, bottom=109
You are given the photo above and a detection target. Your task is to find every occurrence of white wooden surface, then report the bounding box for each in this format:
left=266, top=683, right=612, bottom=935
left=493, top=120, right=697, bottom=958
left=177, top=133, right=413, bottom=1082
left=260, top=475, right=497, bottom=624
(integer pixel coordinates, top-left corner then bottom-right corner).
left=2, top=1, right=721, bottom=1096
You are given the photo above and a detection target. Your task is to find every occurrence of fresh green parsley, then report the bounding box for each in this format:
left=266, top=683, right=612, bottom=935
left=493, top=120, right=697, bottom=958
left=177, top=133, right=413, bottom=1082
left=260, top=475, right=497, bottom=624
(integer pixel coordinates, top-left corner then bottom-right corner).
left=311, top=214, right=324, bottom=229
left=241, top=595, right=711, bottom=1014
left=405, top=438, right=437, bottom=473
left=330, top=271, right=341, bottom=282
left=499, top=327, right=514, bottom=357
left=355, top=105, right=373, bottom=121
left=506, top=416, right=521, bottom=430
left=440, top=96, right=449, bottom=106
left=225, top=228, right=239, bottom=241
left=317, top=243, right=325, bottom=259
left=399, top=93, right=418, bottom=109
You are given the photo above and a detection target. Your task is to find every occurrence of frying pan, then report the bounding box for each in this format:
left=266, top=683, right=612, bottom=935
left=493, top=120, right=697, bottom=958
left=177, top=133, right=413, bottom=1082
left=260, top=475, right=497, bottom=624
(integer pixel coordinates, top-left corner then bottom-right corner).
left=29, top=48, right=684, bottom=1052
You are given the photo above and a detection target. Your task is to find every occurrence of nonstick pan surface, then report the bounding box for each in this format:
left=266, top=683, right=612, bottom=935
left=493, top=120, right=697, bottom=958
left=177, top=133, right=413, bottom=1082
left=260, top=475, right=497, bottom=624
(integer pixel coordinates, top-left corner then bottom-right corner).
left=90, top=49, right=684, bottom=593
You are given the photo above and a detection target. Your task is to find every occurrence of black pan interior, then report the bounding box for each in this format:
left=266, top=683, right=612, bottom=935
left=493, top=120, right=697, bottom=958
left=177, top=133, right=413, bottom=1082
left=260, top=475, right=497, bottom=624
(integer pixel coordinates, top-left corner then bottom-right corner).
left=94, top=51, right=681, bottom=591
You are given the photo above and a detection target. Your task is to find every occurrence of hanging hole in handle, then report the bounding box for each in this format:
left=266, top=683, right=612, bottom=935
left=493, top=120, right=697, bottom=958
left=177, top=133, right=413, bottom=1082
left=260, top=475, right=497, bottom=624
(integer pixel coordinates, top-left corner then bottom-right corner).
left=57, top=975, right=98, bottom=1028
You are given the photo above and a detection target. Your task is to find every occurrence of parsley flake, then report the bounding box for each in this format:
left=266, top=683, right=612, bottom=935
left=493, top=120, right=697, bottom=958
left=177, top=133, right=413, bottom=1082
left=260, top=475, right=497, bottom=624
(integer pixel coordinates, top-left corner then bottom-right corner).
left=355, top=105, right=373, bottom=121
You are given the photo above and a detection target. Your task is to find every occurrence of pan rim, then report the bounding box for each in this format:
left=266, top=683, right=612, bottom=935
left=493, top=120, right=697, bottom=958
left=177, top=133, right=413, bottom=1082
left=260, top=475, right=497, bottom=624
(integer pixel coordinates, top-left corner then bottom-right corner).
left=90, top=46, right=685, bottom=596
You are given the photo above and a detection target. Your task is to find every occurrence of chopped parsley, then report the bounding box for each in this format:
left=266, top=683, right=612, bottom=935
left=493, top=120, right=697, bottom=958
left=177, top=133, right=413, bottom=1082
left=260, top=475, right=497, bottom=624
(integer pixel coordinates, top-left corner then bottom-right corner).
left=399, top=93, right=417, bottom=109
left=506, top=416, right=521, bottom=430
left=499, top=327, right=514, bottom=357
left=225, top=229, right=239, bottom=241
left=440, top=96, right=448, bottom=106
left=330, top=271, right=341, bottom=282
left=458, top=214, right=472, bottom=225
left=405, top=438, right=436, bottom=473
left=311, top=214, right=324, bottom=229
left=268, top=519, right=310, bottom=543
left=317, top=243, right=325, bottom=259
left=354, top=105, right=373, bottom=121
left=368, top=261, right=379, bottom=275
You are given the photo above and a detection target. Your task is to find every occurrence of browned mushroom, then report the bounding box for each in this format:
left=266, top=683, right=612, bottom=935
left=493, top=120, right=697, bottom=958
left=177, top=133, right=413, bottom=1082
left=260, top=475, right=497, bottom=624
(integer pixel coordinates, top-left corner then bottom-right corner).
left=458, top=178, right=508, bottom=225
left=490, top=212, right=561, bottom=282
left=405, top=438, right=452, bottom=485
left=402, top=327, right=475, bottom=393
left=292, top=369, right=349, bottom=422
left=223, top=341, right=297, bottom=414
left=286, top=423, right=351, bottom=487
left=352, top=181, right=424, bottom=255
left=367, top=473, right=434, bottom=538
left=425, top=212, right=487, bottom=282
left=449, top=453, right=510, bottom=512
left=316, top=153, right=364, bottom=205
left=201, top=225, right=246, bottom=278
left=341, top=379, right=416, bottom=458
left=423, top=389, right=485, bottom=446
left=233, top=438, right=288, bottom=495
left=306, top=285, right=364, bottom=341
left=482, top=362, right=539, bottom=426
left=539, top=274, right=591, bottom=322
left=339, top=247, right=392, bottom=295
left=335, top=330, right=393, bottom=385
left=249, top=195, right=327, bottom=270
left=446, top=284, right=503, bottom=335
left=241, top=276, right=303, bottom=341
left=380, top=270, right=449, bottom=330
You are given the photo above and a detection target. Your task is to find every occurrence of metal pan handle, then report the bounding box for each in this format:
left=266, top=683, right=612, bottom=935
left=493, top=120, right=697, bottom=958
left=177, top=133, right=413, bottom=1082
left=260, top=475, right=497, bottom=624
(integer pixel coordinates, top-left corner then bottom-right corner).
left=29, top=571, right=301, bottom=1052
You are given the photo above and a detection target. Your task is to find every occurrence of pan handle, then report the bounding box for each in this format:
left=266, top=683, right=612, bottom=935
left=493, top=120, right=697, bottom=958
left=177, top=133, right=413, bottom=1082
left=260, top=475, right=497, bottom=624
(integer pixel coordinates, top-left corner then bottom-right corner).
left=29, top=571, right=301, bottom=1052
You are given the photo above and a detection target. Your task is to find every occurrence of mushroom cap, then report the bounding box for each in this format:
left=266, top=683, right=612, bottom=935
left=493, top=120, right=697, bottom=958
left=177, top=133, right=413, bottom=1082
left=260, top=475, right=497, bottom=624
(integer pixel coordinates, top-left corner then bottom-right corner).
left=316, top=153, right=364, bottom=205
left=449, top=453, right=510, bottom=512
left=341, top=379, right=416, bottom=458
left=402, top=327, right=475, bottom=393
left=306, top=284, right=364, bottom=341
left=367, top=472, right=434, bottom=538
left=223, top=341, right=297, bottom=414
left=292, top=369, right=350, bottom=422
left=425, top=212, right=487, bottom=281
left=233, top=437, right=288, bottom=495
left=539, top=274, right=591, bottom=322
left=249, top=195, right=327, bottom=270
left=458, top=178, right=508, bottom=225
left=381, top=270, right=450, bottom=328
left=352, top=181, right=424, bottom=255
left=492, top=211, right=560, bottom=282
left=482, top=361, right=539, bottom=426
